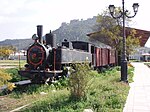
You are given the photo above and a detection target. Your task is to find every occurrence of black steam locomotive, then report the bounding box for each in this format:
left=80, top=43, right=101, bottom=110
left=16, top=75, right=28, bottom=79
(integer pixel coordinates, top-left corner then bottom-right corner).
left=19, top=25, right=117, bottom=83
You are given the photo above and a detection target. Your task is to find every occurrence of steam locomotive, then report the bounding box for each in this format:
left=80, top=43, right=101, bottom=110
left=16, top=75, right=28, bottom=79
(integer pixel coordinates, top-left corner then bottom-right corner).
left=18, top=25, right=117, bottom=83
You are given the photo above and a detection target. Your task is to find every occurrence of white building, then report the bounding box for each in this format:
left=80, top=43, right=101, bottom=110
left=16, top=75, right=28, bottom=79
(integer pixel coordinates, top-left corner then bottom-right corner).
left=129, top=47, right=150, bottom=61
left=9, top=50, right=26, bottom=60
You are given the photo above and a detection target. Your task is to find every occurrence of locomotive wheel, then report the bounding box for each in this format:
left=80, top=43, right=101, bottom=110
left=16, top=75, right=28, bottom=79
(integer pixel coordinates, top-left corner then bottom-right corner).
left=31, top=78, right=45, bottom=84
left=30, top=73, right=46, bottom=84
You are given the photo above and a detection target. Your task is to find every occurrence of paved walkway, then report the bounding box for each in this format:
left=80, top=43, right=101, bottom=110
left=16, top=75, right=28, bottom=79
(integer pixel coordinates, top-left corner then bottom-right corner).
left=123, top=62, right=150, bottom=112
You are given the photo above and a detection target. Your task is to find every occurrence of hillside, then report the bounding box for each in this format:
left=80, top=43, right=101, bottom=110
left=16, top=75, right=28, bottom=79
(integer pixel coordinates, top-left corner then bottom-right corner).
left=53, top=16, right=97, bottom=44
left=0, top=16, right=97, bottom=50
left=0, top=39, right=33, bottom=50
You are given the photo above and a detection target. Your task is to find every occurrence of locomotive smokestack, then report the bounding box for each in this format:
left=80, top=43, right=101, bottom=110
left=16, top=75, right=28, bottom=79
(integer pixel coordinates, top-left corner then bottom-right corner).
left=37, top=25, right=43, bottom=43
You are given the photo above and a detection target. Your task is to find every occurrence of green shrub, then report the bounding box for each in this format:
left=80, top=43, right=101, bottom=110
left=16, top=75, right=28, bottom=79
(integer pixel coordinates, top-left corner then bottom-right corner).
left=127, top=66, right=134, bottom=83
left=0, top=68, right=16, bottom=92
left=5, top=68, right=22, bottom=82
left=0, top=69, right=12, bottom=87
left=52, top=77, right=69, bottom=89
left=69, top=62, right=92, bottom=100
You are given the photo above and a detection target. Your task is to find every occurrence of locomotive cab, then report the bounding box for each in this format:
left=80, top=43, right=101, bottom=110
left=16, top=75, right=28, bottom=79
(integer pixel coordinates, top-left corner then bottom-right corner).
left=72, top=41, right=91, bottom=52
left=62, top=39, right=73, bottom=49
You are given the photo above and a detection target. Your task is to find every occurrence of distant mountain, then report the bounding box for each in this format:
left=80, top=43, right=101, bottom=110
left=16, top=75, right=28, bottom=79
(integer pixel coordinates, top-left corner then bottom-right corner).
left=0, top=16, right=99, bottom=50
left=0, top=39, right=33, bottom=50
left=53, top=16, right=97, bottom=44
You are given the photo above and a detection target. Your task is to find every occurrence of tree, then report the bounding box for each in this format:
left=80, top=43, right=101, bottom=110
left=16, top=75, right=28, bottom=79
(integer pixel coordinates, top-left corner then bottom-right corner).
left=0, top=46, right=16, bottom=59
left=126, top=29, right=140, bottom=57
left=90, top=8, right=140, bottom=57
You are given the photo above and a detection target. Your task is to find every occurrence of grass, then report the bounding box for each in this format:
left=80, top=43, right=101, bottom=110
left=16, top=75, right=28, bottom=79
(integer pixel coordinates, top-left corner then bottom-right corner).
left=0, top=60, right=27, bottom=82
left=144, top=62, right=150, bottom=68
left=0, top=60, right=26, bottom=68
left=0, top=66, right=134, bottom=112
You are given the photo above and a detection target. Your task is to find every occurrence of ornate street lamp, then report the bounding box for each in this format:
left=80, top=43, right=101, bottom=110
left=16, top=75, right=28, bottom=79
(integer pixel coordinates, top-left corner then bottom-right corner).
left=108, top=0, right=139, bottom=82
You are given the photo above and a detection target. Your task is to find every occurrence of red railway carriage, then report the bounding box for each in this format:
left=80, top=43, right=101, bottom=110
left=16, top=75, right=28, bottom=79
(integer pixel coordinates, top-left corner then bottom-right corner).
left=95, top=47, right=100, bottom=67
left=94, top=47, right=117, bottom=68
left=101, top=48, right=109, bottom=66
left=109, top=49, right=116, bottom=65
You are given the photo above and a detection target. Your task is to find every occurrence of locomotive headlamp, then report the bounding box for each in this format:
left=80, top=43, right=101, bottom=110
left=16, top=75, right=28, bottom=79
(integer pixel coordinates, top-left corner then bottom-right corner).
left=32, top=34, right=39, bottom=40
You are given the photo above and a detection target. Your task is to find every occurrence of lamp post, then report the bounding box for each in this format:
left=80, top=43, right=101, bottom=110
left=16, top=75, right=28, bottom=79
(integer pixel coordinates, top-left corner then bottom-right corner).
left=108, top=0, right=139, bottom=82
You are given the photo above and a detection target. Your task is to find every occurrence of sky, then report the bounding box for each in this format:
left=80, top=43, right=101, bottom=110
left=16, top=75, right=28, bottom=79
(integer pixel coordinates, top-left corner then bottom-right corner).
left=0, top=0, right=150, bottom=47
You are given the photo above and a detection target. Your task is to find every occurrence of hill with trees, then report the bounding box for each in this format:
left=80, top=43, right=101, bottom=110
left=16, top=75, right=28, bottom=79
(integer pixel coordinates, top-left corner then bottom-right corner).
left=0, top=39, right=33, bottom=50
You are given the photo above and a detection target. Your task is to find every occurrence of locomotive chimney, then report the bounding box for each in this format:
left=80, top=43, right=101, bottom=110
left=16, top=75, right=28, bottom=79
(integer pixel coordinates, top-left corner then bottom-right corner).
left=37, top=25, right=43, bottom=43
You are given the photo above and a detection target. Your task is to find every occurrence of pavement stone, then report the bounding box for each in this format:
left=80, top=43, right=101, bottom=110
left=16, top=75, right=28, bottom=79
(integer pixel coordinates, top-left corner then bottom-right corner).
left=123, top=62, right=150, bottom=112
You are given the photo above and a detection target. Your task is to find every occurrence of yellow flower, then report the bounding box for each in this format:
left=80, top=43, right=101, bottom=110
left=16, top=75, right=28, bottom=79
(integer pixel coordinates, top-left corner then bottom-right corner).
left=128, top=63, right=134, bottom=68
left=7, top=83, right=16, bottom=91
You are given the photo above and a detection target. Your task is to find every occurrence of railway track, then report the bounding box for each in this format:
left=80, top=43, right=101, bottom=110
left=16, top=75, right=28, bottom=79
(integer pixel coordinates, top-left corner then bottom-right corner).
left=0, top=80, right=31, bottom=92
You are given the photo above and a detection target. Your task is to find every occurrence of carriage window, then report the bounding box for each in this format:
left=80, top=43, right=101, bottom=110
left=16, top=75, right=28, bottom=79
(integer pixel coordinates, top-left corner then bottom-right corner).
left=82, top=45, right=86, bottom=50
left=91, top=46, right=95, bottom=54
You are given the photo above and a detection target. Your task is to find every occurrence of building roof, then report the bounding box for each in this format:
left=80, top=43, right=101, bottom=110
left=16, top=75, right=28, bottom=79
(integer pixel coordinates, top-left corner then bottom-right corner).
left=87, top=27, right=150, bottom=47
left=142, top=53, right=150, bottom=56
left=126, top=27, right=150, bottom=46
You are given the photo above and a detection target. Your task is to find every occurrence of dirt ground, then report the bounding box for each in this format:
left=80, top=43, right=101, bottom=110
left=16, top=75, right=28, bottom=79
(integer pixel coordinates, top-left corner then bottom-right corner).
left=0, top=94, right=38, bottom=112
left=0, top=95, right=23, bottom=112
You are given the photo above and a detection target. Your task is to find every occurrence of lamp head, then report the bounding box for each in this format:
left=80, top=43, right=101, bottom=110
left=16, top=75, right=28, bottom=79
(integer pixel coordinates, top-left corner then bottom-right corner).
left=109, top=5, right=115, bottom=14
left=133, top=3, right=139, bottom=13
